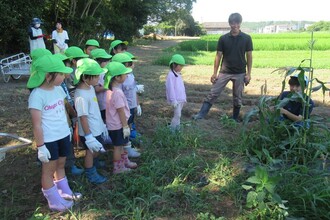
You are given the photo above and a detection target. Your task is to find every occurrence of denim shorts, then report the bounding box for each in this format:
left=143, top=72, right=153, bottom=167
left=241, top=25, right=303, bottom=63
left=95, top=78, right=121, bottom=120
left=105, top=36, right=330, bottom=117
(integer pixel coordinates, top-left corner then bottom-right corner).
left=45, top=135, right=71, bottom=160
left=109, top=128, right=129, bottom=146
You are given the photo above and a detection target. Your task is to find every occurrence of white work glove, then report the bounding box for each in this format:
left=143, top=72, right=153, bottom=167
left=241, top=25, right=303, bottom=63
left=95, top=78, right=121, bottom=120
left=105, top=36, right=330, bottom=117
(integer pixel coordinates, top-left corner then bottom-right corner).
left=123, top=126, right=131, bottom=139
left=85, top=133, right=103, bottom=153
left=101, top=124, right=109, bottom=141
left=136, top=105, right=142, bottom=116
left=37, top=145, right=51, bottom=163
left=172, top=102, right=178, bottom=108
left=136, top=84, right=144, bottom=94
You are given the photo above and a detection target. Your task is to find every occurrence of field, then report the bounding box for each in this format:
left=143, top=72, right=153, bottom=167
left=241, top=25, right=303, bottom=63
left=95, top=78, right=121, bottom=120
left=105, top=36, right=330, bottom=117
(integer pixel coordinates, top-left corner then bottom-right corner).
left=0, top=33, right=330, bottom=219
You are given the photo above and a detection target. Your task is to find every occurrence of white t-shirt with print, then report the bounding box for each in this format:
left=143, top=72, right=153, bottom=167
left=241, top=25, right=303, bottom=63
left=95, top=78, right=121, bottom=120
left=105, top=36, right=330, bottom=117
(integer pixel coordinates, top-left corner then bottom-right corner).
left=28, top=86, right=70, bottom=142
left=74, top=86, right=104, bottom=137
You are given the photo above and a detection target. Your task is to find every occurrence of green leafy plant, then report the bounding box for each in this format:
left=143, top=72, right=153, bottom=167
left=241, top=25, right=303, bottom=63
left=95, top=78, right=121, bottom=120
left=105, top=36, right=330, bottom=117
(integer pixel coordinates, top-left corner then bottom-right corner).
left=242, top=166, right=288, bottom=219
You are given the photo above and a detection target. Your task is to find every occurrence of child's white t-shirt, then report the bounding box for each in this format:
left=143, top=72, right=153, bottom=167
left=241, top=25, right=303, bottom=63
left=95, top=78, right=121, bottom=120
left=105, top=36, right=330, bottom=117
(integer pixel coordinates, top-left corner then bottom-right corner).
left=28, top=86, right=70, bottom=142
left=74, top=86, right=104, bottom=137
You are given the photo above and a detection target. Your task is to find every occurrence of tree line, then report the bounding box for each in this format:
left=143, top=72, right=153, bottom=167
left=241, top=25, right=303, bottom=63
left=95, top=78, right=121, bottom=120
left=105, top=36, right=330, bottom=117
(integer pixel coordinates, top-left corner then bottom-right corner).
left=0, top=0, right=203, bottom=55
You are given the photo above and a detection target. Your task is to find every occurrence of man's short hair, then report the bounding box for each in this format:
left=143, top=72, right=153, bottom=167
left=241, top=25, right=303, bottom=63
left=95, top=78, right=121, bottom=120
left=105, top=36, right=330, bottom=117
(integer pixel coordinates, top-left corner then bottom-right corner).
left=288, top=76, right=300, bottom=86
left=228, top=13, right=242, bottom=24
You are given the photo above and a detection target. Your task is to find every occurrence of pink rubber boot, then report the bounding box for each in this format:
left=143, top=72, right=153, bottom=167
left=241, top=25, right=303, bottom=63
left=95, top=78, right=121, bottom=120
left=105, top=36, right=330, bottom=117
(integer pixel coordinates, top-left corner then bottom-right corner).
left=54, top=176, right=82, bottom=201
left=42, top=185, right=73, bottom=211
left=113, top=160, right=131, bottom=174
left=121, top=153, right=138, bottom=169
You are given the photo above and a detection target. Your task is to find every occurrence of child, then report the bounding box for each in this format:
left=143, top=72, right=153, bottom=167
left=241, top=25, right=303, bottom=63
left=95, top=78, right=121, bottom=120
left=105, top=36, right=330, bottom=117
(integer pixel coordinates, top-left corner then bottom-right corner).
left=27, top=55, right=81, bottom=211
left=54, top=53, right=84, bottom=176
left=64, top=46, right=89, bottom=97
left=112, top=53, right=141, bottom=157
left=166, top=54, right=186, bottom=130
left=109, top=39, right=128, bottom=56
left=90, top=48, right=112, bottom=121
left=74, top=58, right=108, bottom=184
left=279, top=74, right=314, bottom=127
left=85, top=39, right=100, bottom=57
left=104, top=62, right=138, bottom=173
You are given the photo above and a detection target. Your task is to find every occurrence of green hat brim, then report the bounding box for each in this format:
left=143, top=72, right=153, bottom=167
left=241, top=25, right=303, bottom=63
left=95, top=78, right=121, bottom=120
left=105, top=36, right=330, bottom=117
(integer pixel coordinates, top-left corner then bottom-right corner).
left=104, top=67, right=132, bottom=89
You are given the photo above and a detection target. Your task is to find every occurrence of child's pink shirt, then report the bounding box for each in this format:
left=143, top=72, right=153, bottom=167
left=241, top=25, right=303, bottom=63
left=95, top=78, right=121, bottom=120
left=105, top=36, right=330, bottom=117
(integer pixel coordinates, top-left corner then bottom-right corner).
left=105, top=86, right=130, bottom=130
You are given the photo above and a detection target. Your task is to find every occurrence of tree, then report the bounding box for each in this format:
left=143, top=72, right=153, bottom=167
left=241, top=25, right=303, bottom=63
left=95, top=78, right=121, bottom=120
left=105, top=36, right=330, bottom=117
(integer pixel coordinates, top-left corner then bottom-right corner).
left=307, top=21, right=330, bottom=31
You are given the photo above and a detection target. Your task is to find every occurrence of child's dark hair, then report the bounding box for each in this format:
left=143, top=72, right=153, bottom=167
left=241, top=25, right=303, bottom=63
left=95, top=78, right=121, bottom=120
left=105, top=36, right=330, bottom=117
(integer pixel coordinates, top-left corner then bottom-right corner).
left=79, top=74, right=98, bottom=84
left=108, top=76, right=119, bottom=91
left=96, top=58, right=110, bottom=65
left=110, top=44, right=127, bottom=56
left=47, top=72, right=59, bottom=84
left=228, top=13, right=242, bottom=24
left=170, top=63, right=179, bottom=73
left=288, top=77, right=300, bottom=86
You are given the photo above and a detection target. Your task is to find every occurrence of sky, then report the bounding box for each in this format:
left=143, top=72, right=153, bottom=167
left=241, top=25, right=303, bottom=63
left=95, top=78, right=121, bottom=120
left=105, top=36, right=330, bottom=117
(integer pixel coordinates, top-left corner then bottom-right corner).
left=192, top=0, right=330, bottom=22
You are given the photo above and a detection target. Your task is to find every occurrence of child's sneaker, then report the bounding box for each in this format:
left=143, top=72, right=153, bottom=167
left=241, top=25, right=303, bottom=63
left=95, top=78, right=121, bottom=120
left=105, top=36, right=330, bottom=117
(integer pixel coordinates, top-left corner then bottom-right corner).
left=124, top=143, right=141, bottom=158
left=71, top=165, right=84, bottom=175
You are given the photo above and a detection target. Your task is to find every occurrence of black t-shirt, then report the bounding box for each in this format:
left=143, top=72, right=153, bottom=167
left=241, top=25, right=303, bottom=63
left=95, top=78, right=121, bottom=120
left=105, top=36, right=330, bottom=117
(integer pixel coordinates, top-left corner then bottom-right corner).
left=217, top=31, right=253, bottom=74
left=279, top=91, right=314, bottom=119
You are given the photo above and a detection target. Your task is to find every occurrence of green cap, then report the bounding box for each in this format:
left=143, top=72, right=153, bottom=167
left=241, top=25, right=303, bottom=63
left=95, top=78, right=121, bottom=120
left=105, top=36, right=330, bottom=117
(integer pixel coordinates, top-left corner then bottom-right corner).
left=104, top=62, right=132, bottom=89
left=31, top=48, right=52, bottom=61
left=53, top=53, right=70, bottom=61
left=109, top=40, right=128, bottom=52
left=27, top=55, right=73, bottom=89
left=124, top=51, right=137, bottom=60
left=91, top=48, right=112, bottom=60
left=85, top=39, right=100, bottom=47
left=169, top=54, right=185, bottom=66
left=74, top=58, right=107, bottom=85
left=64, top=46, right=89, bottom=60
left=112, top=53, right=133, bottom=63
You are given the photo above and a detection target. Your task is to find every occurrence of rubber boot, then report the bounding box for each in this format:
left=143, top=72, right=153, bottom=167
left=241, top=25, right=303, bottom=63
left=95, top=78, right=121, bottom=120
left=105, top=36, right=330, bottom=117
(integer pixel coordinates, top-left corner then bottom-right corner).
left=192, top=101, right=212, bottom=120
left=94, top=157, right=106, bottom=169
left=85, top=166, right=107, bottom=184
left=42, top=185, right=73, bottom=211
left=124, top=143, right=140, bottom=158
left=54, top=176, right=82, bottom=201
left=121, top=153, right=138, bottom=169
left=113, top=160, right=131, bottom=174
left=70, top=165, right=84, bottom=176
left=233, top=106, right=241, bottom=122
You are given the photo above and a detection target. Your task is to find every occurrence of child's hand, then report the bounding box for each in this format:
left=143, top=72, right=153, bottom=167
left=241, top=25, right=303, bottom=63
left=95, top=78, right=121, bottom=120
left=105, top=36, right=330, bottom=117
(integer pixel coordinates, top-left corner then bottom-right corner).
left=37, top=145, right=51, bottom=163
left=101, top=124, right=109, bottom=141
left=136, top=105, right=142, bottom=116
left=172, top=102, right=178, bottom=108
left=123, top=126, right=130, bottom=139
left=136, top=84, right=144, bottom=94
left=85, top=134, right=103, bottom=153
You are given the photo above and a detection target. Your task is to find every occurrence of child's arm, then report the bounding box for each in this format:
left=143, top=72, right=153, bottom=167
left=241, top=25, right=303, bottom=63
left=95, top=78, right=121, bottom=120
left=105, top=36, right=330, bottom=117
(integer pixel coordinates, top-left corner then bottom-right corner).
left=165, top=74, right=177, bottom=106
left=30, top=109, right=44, bottom=146
left=280, top=108, right=303, bottom=122
left=117, top=107, right=130, bottom=138
left=64, top=99, right=77, bottom=118
left=80, top=115, right=91, bottom=135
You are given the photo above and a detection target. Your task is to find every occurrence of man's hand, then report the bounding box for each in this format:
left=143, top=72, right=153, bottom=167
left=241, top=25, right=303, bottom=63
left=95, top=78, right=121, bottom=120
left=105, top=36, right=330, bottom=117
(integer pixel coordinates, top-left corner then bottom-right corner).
left=244, top=75, right=251, bottom=86
left=210, top=73, right=218, bottom=84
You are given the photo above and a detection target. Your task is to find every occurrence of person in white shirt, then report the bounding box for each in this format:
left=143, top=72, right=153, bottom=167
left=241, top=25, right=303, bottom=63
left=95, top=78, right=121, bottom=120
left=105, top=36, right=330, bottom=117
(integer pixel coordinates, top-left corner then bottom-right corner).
left=52, top=21, right=69, bottom=54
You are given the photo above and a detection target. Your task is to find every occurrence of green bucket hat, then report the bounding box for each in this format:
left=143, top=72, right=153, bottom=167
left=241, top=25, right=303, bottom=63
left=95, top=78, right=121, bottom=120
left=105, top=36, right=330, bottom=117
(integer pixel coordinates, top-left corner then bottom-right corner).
left=112, top=53, right=133, bottom=63
left=109, top=40, right=128, bottom=52
left=91, top=48, right=112, bottom=60
left=31, top=48, right=52, bottom=61
left=53, top=53, right=70, bottom=61
left=104, top=62, right=132, bottom=89
left=64, top=46, right=89, bottom=60
left=27, top=55, right=73, bottom=89
left=169, top=54, right=185, bottom=66
left=85, top=39, right=100, bottom=47
left=124, top=51, right=138, bottom=60
left=74, top=58, right=107, bottom=85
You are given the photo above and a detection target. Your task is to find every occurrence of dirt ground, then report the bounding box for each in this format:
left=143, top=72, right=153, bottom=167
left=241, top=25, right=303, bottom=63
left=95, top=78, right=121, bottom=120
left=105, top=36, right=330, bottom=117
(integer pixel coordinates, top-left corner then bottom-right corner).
left=0, top=38, right=330, bottom=219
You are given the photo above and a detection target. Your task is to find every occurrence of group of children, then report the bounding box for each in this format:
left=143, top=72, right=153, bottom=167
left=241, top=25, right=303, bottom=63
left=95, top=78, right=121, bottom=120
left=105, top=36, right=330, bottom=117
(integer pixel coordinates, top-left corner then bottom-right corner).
left=27, top=39, right=147, bottom=211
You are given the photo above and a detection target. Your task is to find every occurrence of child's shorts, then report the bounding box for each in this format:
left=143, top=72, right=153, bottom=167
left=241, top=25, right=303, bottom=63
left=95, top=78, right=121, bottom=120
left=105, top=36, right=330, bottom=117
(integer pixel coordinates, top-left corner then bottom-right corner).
left=109, top=128, right=129, bottom=146
left=79, top=135, right=103, bottom=150
left=128, top=108, right=135, bottom=125
left=45, top=135, right=71, bottom=160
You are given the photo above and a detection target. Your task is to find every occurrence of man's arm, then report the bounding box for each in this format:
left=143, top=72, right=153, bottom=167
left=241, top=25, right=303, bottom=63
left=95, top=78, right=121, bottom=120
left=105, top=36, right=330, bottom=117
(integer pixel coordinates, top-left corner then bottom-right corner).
left=244, top=51, right=253, bottom=85
left=280, top=108, right=303, bottom=122
left=211, top=51, right=222, bottom=84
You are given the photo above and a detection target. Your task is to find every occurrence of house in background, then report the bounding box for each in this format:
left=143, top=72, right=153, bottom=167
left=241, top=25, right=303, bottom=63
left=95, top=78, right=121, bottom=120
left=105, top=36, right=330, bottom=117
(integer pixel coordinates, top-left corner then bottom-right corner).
left=202, top=22, right=230, bottom=34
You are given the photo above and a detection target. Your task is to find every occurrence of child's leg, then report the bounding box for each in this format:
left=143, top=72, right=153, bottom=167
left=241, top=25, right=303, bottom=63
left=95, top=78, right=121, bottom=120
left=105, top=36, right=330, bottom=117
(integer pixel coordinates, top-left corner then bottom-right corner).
left=85, top=150, right=96, bottom=169
left=170, top=102, right=184, bottom=129
left=41, top=161, right=58, bottom=189
left=54, top=156, right=67, bottom=181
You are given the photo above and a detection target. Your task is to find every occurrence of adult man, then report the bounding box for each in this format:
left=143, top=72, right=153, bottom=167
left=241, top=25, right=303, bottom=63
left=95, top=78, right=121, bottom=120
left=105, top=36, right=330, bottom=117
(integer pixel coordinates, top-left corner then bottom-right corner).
left=193, top=13, right=253, bottom=121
